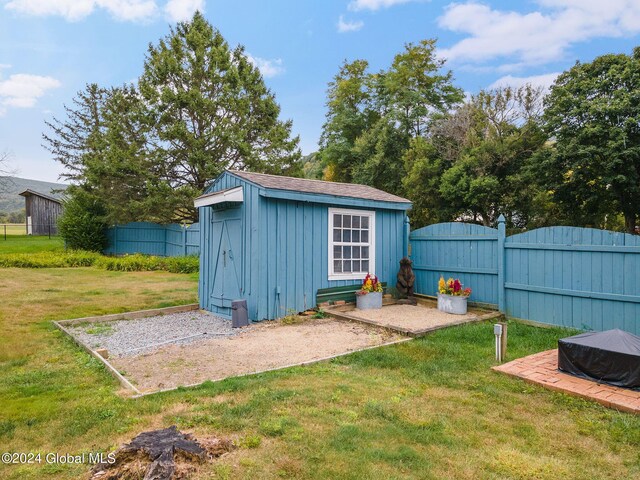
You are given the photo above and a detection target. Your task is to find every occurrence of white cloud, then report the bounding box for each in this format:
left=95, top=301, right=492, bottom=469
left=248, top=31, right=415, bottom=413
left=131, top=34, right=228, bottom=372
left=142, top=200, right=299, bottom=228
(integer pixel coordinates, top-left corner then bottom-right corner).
left=246, top=55, right=285, bottom=78
left=164, top=0, right=203, bottom=22
left=348, top=0, right=412, bottom=11
left=438, top=1, right=640, bottom=67
left=337, top=15, right=364, bottom=33
left=0, top=73, right=61, bottom=115
left=488, top=72, right=560, bottom=93
left=4, top=0, right=159, bottom=22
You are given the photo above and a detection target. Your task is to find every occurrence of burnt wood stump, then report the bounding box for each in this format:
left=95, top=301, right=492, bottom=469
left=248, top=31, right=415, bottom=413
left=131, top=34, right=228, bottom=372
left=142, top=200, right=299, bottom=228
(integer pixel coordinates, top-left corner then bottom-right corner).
left=91, top=425, right=233, bottom=480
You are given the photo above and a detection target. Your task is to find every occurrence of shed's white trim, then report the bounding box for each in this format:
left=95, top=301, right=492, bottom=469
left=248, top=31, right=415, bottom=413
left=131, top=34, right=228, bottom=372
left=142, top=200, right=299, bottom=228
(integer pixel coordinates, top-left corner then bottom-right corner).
left=328, top=207, right=376, bottom=281
left=194, top=186, right=243, bottom=208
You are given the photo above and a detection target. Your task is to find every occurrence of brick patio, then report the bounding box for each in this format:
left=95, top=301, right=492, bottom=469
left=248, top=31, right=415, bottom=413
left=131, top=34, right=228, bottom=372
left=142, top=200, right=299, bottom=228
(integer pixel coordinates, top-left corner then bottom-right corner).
left=493, top=349, right=640, bottom=414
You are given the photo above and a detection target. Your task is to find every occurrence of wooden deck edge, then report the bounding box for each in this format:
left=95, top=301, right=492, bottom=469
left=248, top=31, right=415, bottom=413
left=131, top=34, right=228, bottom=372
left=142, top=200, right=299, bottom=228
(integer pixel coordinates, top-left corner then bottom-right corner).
left=53, top=320, right=141, bottom=395
left=56, top=303, right=200, bottom=326
left=327, top=307, right=503, bottom=338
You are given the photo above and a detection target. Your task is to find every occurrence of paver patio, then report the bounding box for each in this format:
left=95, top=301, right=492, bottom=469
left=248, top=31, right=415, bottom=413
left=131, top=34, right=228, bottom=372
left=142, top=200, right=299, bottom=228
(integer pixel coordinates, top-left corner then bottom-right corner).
left=493, top=349, right=640, bottom=414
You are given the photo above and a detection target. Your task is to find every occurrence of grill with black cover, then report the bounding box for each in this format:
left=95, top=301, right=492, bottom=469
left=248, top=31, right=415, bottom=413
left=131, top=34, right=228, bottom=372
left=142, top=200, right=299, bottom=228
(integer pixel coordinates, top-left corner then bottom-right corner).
left=558, top=329, right=640, bottom=389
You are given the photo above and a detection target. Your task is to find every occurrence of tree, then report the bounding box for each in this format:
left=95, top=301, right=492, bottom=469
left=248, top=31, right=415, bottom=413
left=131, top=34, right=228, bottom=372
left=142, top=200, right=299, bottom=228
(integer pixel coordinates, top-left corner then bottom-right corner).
left=46, top=13, right=301, bottom=224
left=318, top=59, right=377, bottom=183
left=541, top=48, right=640, bottom=233
left=318, top=39, right=463, bottom=195
left=0, top=150, right=15, bottom=193
left=403, top=85, right=547, bottom=227
left=43, top=84, right=110, bottom=184
left=57, top=190, right=108, bottom=251
left=138, top=11, right=301, bottom=221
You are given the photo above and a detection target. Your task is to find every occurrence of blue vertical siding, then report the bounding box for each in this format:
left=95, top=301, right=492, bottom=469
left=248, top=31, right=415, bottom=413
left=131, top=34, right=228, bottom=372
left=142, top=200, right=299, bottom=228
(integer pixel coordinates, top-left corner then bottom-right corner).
left=410, top=222, right=640, bottom=335
left=409, top=222, right=499, bottom=306
left=104, top=222, right=199, bottom=257
left=199, top=171, right=408, bottom=321
left=505, top=227, right=640, bottom=334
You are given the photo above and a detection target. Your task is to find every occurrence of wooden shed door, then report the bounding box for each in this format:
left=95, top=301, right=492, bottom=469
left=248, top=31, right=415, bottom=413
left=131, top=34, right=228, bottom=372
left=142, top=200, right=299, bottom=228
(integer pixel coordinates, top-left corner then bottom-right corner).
left=210, top=211, right=242, bottom=310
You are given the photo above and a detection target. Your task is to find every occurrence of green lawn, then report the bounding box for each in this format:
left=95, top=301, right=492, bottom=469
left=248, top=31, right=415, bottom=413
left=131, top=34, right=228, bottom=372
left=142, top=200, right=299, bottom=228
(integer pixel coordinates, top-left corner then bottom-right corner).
left=0, top=267, right=638, bottom=479
left=0, top=234, right=64, bottom=254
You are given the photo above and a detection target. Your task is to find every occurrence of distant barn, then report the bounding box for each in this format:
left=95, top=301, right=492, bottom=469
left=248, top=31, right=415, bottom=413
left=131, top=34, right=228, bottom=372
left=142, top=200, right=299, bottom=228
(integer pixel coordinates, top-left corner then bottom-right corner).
left=19, top=189, right=64, bottom=235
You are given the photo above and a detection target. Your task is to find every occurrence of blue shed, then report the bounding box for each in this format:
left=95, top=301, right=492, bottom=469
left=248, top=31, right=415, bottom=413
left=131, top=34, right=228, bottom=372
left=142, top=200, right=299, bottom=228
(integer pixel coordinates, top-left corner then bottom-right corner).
left=194, top=170, right=412, bottom=321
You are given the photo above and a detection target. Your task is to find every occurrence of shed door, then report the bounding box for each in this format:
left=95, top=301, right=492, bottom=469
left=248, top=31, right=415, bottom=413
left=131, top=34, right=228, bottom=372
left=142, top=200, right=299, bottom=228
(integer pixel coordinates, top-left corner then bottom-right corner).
left=210, top=209, right=242, bottom=310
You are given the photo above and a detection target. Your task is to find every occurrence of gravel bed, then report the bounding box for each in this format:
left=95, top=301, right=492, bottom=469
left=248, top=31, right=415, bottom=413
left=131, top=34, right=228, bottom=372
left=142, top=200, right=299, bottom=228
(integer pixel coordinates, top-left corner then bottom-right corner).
left=68, top=310, right=241, bottom=357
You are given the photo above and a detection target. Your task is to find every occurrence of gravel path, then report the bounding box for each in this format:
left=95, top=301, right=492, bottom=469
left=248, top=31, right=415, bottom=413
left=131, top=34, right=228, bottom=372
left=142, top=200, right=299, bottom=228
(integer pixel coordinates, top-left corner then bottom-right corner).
left=68, top=311, right=240, bottom=357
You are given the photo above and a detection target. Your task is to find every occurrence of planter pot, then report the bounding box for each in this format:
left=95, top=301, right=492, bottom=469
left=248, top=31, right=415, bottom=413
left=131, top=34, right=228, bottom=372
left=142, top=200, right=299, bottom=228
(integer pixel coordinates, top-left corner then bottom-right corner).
left=356, top=291, right=383, bottom=310
left=437, top=293, right=468, bottom=315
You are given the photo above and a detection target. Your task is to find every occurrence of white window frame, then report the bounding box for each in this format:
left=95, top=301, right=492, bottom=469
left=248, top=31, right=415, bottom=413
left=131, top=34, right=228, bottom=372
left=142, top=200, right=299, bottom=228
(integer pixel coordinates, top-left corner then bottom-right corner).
left=328, top=207, right=376, bottom=281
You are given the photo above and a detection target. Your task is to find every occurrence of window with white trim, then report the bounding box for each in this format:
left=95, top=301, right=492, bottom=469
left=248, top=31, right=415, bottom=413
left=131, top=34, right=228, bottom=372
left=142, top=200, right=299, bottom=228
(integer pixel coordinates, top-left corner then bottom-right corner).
left=328, top=208, right=375, bottom=280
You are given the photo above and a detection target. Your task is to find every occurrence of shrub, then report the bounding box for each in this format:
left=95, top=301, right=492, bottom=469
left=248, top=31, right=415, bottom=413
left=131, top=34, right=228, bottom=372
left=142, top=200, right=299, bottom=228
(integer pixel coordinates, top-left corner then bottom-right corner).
left=57, top=191, right=109, bottom=252
left=95, top=254, right=199, bottom=274
left=0, top=251, right=100, bottom=268
left=0, top=251, right=199, bottom=273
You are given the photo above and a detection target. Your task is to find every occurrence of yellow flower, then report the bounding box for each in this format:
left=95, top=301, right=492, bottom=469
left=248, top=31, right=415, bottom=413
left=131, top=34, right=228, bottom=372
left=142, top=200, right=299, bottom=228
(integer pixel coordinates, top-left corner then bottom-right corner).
left=438, top=276, right=446, bottom=294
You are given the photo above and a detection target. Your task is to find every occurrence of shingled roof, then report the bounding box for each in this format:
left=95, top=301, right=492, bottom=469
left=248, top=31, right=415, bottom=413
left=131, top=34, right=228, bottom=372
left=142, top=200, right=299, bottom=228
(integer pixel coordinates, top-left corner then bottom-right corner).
left=228, top=170, right=411, bottom=204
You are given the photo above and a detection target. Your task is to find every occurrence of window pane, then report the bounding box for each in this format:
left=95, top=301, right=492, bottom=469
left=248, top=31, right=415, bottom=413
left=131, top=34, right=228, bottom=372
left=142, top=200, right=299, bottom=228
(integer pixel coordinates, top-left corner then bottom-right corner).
left=343, top=246, right=351, bottom=259
left=361, top=230, right=369, bottom=243
left=333, top=228, right=341, bottom=242
left=343, top=215, right=351, bottom=228
left=343, top=230, right=351, bottom=242
left=361, top=246, right=369, bottom=259
left=362, top=260, right=369, bottom=272
left=352, top=230, right=360, bottom=242
left=333, top=245, right=342, bottom=259
left=343, top=260, right=352, bottom=272
left=352, top=246, right=360, bottom=259
left=361, top=216, right=369, bottom=228
left=352, top=216, right=360, bottom=228
left=334, top=260, right=342, bottom=273
left=352, top=260, right=361, bottom=272
left=333, top=214, right=342, bottom=228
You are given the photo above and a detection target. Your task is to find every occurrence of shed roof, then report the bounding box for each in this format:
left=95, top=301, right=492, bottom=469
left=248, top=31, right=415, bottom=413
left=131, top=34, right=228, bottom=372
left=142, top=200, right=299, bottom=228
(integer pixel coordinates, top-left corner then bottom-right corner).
left=228, top=170, right=411, bottom=204
left=18, top=189, right=64, bottom=204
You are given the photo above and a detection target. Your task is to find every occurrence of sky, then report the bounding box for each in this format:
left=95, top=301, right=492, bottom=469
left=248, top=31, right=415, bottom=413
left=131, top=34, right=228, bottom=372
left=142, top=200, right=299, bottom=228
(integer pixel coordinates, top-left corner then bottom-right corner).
left=1, top=0, right=639, bottom=183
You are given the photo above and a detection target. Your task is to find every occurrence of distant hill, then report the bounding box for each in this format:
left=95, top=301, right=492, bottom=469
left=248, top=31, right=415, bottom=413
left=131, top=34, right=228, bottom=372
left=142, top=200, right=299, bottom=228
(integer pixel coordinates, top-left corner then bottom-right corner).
left=0, top=176, right=68, bottom=213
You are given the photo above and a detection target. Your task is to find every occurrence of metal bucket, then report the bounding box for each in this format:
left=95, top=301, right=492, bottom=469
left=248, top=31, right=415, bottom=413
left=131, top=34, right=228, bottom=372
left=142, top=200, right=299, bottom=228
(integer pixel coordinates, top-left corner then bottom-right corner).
left=356, top=291, right=383, bottom=310
left=231, top=299, right=249, bottom=327
left=437, top=293, right=468, bottom=315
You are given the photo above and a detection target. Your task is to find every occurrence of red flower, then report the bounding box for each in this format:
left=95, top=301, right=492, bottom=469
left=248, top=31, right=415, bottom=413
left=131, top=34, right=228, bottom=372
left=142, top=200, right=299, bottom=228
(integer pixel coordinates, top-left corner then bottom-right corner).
left=453, top=279, right=461, bottom=293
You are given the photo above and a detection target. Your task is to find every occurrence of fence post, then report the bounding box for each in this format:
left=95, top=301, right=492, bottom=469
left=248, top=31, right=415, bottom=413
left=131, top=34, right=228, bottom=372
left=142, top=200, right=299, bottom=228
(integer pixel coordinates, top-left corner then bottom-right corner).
left=183, top=225, right=187, bottom=257
left=403, top=215, right=411, bottom=258
left=497, top=214, right=506, bottom=313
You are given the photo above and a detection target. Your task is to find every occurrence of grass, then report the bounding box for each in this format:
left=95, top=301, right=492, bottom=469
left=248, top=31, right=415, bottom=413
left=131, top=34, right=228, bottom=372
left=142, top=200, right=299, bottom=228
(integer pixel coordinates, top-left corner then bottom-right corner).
left=0, top=235, right=65, bottom=254
left=0, top=267, right=638, bottom=479
left=0, top=224, right=28, bottom=235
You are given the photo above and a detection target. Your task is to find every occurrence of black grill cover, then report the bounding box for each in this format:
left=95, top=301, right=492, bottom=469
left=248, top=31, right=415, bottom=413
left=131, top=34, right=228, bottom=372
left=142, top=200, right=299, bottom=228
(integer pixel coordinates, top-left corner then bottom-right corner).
left=558, top=329, right=640, bottom=389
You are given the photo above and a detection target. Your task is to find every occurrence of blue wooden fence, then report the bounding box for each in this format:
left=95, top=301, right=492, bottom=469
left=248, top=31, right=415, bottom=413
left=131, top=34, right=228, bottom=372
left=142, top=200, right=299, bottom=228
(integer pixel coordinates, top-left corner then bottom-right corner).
left=410, top=218, right=640, bottom=335
left=104, top=222, right=200, bottom=257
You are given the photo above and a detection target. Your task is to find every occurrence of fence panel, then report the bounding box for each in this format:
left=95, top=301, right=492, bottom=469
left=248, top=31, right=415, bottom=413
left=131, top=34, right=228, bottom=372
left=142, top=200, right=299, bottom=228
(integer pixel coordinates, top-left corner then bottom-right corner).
left=105, top=222, right=200, bottom=257
left=505, top=226, right=640, bottom=334
left=411, top=220, right=640, bottom=334
left=409, top=222, right=500, bottom=307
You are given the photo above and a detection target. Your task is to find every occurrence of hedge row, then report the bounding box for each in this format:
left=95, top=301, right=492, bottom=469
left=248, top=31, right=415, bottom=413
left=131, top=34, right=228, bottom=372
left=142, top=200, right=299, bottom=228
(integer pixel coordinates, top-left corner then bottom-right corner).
left=0, top=251, right=199, bottom=274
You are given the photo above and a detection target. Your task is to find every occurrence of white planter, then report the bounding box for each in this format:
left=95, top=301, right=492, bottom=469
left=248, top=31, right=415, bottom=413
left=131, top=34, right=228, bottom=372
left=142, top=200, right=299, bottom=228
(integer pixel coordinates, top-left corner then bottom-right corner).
left=356, top=291, right=383, bottom=310
left=437, top=293, right=468, bottom=315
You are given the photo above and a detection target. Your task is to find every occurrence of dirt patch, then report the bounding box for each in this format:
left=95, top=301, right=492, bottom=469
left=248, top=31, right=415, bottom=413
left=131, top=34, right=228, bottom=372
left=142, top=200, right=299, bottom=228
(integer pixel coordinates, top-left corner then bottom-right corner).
left=111, top=317, right=405, bottom=393
left=344, top=304, right=481, bottom=333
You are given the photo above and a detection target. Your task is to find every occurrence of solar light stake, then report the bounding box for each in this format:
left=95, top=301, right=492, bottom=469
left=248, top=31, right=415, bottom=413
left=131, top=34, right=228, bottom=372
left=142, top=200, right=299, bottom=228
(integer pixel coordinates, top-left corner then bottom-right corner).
left=499, top=322, right=508, bottom=361
left=494, top=323, right=503, bottom=362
